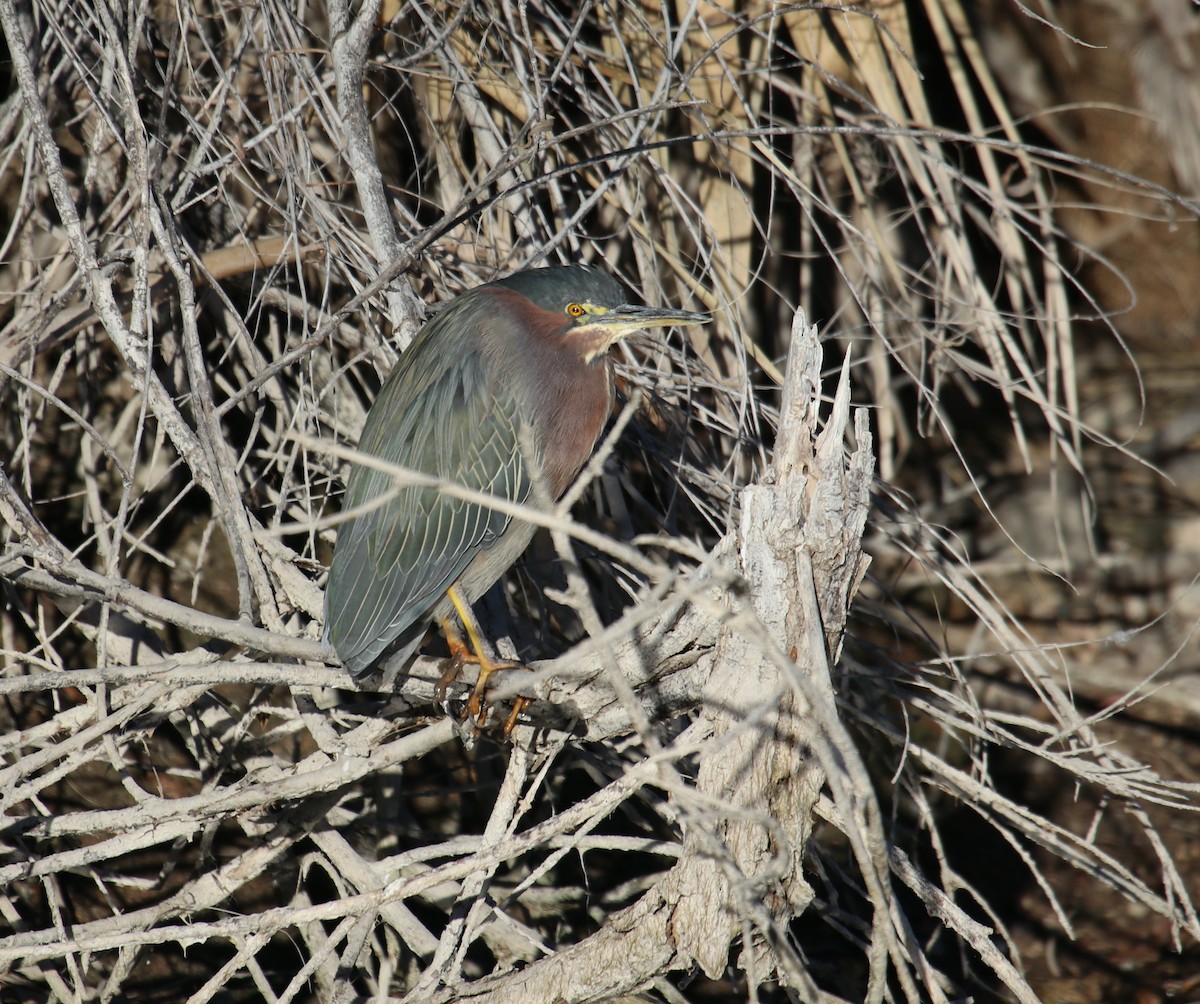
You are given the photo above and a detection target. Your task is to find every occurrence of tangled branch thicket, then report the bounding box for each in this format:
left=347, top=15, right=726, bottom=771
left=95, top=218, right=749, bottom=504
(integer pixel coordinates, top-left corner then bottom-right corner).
left=2, top=1, right=1198, bottom=1001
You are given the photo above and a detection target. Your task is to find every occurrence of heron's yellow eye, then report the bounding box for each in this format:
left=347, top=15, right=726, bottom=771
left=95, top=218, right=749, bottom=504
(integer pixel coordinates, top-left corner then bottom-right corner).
left=566, top=303, right=586, bottom=318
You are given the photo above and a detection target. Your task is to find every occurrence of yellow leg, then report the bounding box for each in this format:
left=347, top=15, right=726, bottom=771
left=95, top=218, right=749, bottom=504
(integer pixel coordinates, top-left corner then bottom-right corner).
left=445, top=584, right=528, bottom=729
left=446, top=585, right=489, bottom=668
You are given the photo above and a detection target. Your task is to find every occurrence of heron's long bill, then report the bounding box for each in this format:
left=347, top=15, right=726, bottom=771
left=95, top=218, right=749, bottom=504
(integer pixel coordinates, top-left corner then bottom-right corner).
left=578, top=304, right=709, bottom=360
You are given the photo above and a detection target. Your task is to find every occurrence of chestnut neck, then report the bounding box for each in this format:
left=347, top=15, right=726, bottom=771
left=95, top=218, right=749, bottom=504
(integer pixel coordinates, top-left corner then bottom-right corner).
left=485, top=290, right=617, bottom=499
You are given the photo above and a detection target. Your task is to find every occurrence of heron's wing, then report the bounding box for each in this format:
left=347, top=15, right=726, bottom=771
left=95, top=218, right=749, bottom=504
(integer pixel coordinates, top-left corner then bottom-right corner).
left=325, top=335, right=529, bottom=674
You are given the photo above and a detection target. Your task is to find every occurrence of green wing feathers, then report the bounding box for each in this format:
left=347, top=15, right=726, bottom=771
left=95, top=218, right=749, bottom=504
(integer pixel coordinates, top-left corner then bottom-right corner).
left=325, top=335, right=528, bottom=673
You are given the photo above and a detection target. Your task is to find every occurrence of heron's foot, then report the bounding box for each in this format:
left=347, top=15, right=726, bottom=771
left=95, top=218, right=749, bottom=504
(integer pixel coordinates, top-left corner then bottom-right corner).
left=434, top=651, right=465, bottom=703
left=437, top=615, right=530, bottom=733
left=465, top=659, right=523, bottom=729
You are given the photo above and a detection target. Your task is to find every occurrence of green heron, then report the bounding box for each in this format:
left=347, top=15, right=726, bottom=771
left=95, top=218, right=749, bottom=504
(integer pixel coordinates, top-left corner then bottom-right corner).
left=324, top=265, right=707, bottom=726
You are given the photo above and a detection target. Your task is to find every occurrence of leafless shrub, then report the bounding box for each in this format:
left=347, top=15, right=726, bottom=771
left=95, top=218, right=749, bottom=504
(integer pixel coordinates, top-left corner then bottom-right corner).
left=1, top=1, right=1197, bottom=1001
